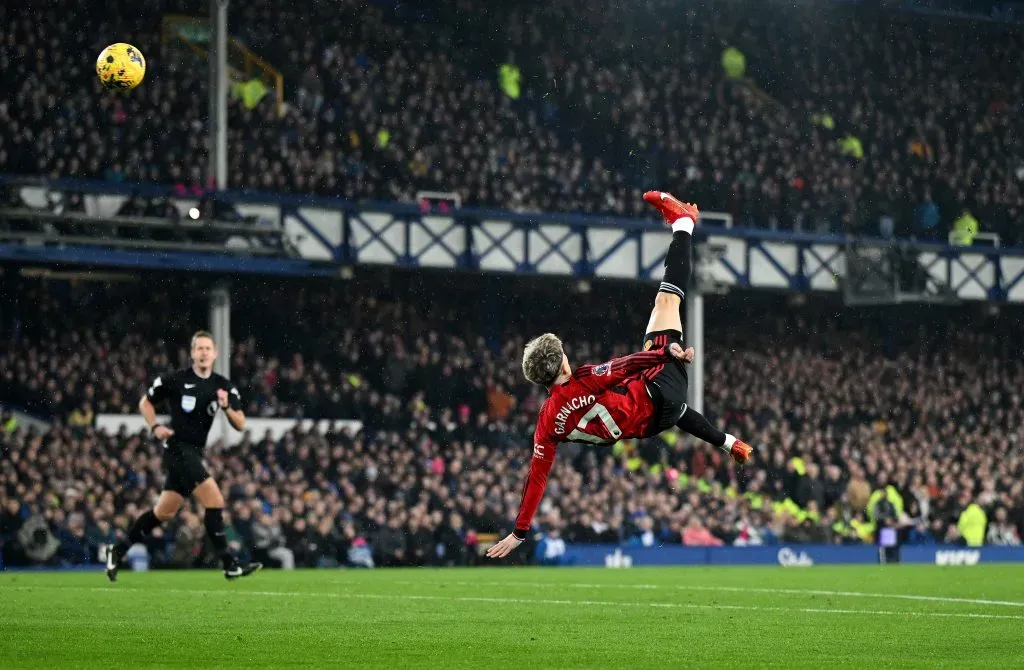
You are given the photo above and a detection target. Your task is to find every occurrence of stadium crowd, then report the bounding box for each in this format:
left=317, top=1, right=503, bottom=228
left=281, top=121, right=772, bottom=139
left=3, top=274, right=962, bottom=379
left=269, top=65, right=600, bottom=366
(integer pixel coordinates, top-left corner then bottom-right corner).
left=1, top=0, right=1022, bottom=241
left=2, top=275, right=1023, bottom=568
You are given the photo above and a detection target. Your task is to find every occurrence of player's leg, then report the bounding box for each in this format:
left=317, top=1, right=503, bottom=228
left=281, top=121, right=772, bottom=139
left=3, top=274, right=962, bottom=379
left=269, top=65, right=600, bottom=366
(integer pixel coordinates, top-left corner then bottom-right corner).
left=106, top=490, right=184, bottom=581
left=675, top=407, right=752, bottom=464
left=643, top=191, right=698, bottom=337
left=194, top=477, right=261, bottom=579
left=645, top=292, right=683, bottom=340
left=641, top=192, right=753, bottom=466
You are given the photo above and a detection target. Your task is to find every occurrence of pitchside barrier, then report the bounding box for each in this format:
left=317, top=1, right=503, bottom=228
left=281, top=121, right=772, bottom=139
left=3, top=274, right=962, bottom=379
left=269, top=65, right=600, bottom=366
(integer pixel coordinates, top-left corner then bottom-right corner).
left=94, top=414, right=363, bottom=447
left=4, top=545, right=1024, bottom=571
left=556, top=544, right=1024, bottom=567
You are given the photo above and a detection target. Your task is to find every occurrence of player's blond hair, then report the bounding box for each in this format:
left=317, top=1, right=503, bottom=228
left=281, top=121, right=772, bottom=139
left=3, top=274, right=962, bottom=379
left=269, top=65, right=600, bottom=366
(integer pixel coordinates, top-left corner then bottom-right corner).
left=522, top=333, right=564, bottom=387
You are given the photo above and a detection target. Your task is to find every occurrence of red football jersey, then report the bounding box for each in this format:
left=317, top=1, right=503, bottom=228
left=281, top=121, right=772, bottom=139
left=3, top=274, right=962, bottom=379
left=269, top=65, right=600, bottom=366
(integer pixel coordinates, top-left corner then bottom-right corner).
left=513, top=347, right=673, bottom=534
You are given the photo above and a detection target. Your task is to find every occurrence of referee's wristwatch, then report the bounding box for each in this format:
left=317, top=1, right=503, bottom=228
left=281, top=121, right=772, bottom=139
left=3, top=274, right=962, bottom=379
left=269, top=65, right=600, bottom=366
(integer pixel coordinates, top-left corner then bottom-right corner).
left=150, top=423, right=165, bottom=434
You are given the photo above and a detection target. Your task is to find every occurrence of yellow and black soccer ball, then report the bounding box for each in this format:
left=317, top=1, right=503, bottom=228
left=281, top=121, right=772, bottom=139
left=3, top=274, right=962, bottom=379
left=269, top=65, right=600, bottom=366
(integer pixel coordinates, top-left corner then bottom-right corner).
left=96, top=43, right=146, bottom=91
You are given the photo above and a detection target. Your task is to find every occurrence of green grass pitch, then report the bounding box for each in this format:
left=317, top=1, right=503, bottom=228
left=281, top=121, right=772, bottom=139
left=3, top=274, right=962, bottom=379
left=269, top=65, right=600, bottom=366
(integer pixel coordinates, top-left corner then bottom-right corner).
left=3, top=565, right=1024, bottom=668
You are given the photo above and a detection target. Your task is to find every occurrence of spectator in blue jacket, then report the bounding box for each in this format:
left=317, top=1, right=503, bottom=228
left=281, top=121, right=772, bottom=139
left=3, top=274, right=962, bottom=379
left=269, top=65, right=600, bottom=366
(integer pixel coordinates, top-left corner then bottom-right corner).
left=914, top=192, right=941, bottom=241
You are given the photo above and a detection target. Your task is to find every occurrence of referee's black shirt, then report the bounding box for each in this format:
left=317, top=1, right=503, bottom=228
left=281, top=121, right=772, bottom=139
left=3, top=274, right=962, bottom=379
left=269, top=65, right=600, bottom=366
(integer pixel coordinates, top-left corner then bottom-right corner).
left=145, top=368, right=242, bottom=448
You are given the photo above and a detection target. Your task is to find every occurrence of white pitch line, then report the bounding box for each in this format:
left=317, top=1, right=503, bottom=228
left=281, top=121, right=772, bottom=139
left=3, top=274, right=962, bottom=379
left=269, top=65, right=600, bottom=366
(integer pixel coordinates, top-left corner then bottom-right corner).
left=5, top=585, right=1024, bottom=621
left=392, top=580, right=1024, bottom=609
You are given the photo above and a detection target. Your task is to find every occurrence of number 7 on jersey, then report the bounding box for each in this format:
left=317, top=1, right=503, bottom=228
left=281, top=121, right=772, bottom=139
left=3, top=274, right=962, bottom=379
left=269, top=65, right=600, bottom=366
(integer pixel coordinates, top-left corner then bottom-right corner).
left=566, top=403, right=622, bottom=444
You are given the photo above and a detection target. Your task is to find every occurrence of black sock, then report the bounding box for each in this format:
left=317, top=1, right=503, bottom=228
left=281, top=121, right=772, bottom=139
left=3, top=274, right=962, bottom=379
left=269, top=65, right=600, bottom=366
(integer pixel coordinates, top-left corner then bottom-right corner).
left=676, top=406, right=726, bottom=448
left=659, top=231, right=693, bottom=299
left=117, top=510, right=162, bottom=554
left=204, top=508, right=234, bottom=566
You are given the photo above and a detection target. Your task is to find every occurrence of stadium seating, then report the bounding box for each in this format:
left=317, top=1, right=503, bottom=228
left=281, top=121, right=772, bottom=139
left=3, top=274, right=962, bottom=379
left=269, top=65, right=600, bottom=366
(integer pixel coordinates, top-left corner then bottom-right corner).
left=2, top=0, right=1023, bottom=570
left=0, top=0, right=1021, bottom=240
left=2, top=273, right=1022, bottom=568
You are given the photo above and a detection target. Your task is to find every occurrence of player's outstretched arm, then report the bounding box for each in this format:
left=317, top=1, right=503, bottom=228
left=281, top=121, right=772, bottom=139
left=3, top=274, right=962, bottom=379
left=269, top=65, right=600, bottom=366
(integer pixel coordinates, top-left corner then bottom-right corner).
left=575, top=343, right=692, bottom=394
left=489, top=441, right=557, bottom=559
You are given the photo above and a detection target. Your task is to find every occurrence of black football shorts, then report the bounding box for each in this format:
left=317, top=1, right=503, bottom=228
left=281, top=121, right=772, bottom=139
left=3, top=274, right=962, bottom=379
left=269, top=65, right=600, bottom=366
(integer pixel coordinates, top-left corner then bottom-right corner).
left=641, top=329, right=689, bottom=436
left=162, top=443, right=211, bottom=496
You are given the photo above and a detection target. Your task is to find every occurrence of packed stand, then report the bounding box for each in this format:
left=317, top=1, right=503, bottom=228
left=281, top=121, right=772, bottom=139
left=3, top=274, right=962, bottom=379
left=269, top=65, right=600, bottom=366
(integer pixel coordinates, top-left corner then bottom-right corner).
left=517, top=0, right=1023, bottom=239
left=1, top=0, right=1021, bottom=241
left=2, top=275, right=1023, bottom=568
left=0, top=0, right=618, bottom=213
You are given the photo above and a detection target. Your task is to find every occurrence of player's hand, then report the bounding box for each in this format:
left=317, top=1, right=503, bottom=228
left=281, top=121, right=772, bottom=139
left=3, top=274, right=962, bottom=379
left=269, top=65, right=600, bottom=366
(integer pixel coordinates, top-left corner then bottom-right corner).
left=153, top=425, right=174, bottom=440
left=217, top=389, right=229, bottom=408
left=668, top=343, right=695, bottom=364
left=486, top=533, right=524, bottom=559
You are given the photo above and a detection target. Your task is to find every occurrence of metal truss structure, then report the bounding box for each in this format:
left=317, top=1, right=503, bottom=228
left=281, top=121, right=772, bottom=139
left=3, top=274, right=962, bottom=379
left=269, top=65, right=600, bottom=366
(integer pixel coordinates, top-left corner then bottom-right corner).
left=2, top=176, right=1023, bottom=303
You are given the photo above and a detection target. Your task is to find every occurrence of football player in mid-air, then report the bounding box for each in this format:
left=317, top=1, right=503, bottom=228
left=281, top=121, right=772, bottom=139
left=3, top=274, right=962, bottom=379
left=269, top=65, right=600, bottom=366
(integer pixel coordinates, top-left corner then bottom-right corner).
left=488, top=192, right=753, bottom=559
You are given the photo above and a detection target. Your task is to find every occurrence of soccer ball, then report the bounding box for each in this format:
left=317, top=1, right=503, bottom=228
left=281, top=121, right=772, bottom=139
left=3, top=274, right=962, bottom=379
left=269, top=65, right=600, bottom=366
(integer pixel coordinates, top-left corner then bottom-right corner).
left=96, top=43, right=146, bottom=91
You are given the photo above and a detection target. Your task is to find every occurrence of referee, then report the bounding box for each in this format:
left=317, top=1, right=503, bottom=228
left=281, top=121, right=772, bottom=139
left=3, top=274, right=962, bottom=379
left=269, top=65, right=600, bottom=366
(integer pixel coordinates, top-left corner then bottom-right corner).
left=106, top=330, right=261, bottom=581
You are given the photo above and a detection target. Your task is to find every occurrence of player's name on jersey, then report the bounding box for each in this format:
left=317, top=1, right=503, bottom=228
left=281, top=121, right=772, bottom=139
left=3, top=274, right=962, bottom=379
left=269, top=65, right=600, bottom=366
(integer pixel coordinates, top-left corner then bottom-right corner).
left=553, top=394, right=596, bottom=435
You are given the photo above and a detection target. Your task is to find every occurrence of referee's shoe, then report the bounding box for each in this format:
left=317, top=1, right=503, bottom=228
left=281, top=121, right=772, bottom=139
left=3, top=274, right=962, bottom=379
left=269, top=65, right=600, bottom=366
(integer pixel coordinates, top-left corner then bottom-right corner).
left=105, top=544, right=124, bottom=582
left=224, top=558, right=263, bottom=580
left=107, top=544, right=261, bottom=581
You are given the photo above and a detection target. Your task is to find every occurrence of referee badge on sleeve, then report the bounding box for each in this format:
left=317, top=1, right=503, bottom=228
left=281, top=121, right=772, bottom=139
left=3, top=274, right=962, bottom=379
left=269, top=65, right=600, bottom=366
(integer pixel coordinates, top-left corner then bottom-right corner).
left=181, top=395, right=197, bottom=413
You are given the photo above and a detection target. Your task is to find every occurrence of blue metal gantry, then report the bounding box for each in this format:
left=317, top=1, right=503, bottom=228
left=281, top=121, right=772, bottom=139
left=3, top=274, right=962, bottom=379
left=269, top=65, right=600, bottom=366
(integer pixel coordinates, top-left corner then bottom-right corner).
left=2, top=176, right=1023, bottom=303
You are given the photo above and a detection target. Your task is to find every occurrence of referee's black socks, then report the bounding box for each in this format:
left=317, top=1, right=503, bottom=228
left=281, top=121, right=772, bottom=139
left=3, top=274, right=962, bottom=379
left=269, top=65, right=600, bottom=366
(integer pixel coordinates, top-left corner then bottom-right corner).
left=116, top=509, right=162, bottom=555
left=204, top=507, right=234, bottom=567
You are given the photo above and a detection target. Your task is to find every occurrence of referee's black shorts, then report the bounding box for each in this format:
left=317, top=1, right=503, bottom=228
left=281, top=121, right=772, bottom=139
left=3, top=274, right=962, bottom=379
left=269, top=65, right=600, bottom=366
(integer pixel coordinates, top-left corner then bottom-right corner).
left=641, top=329, right=689, bottom=436
left=162, top=443, right=211, bottom=496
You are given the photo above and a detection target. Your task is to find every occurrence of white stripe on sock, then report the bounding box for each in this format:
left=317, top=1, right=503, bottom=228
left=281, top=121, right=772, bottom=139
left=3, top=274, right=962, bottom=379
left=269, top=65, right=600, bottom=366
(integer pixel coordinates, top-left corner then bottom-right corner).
left=659, top=282, right=684, bottom=298
left=722, top=434, right=737, bottom=452
left=671, top=217, right=694, bottom=234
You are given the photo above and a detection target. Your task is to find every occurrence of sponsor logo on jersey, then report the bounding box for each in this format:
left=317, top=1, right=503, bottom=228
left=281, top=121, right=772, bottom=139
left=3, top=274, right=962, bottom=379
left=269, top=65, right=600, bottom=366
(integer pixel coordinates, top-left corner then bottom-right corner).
left=181, top=395, right=197, bottom=413
left=593, top=362, right=611, bottom=376
left=553, top=394, right=596, bottom=435
left=184, top=383, right=196, bottom=389
left=644, top=340, right=653, bottom=351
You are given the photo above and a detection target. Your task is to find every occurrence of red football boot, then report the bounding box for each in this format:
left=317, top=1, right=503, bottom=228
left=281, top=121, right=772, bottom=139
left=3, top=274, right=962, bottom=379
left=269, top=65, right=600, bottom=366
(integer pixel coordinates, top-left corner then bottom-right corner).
left=730, top=439, right=753, bottom=465
left=642, top=191, right=700, bottom=226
